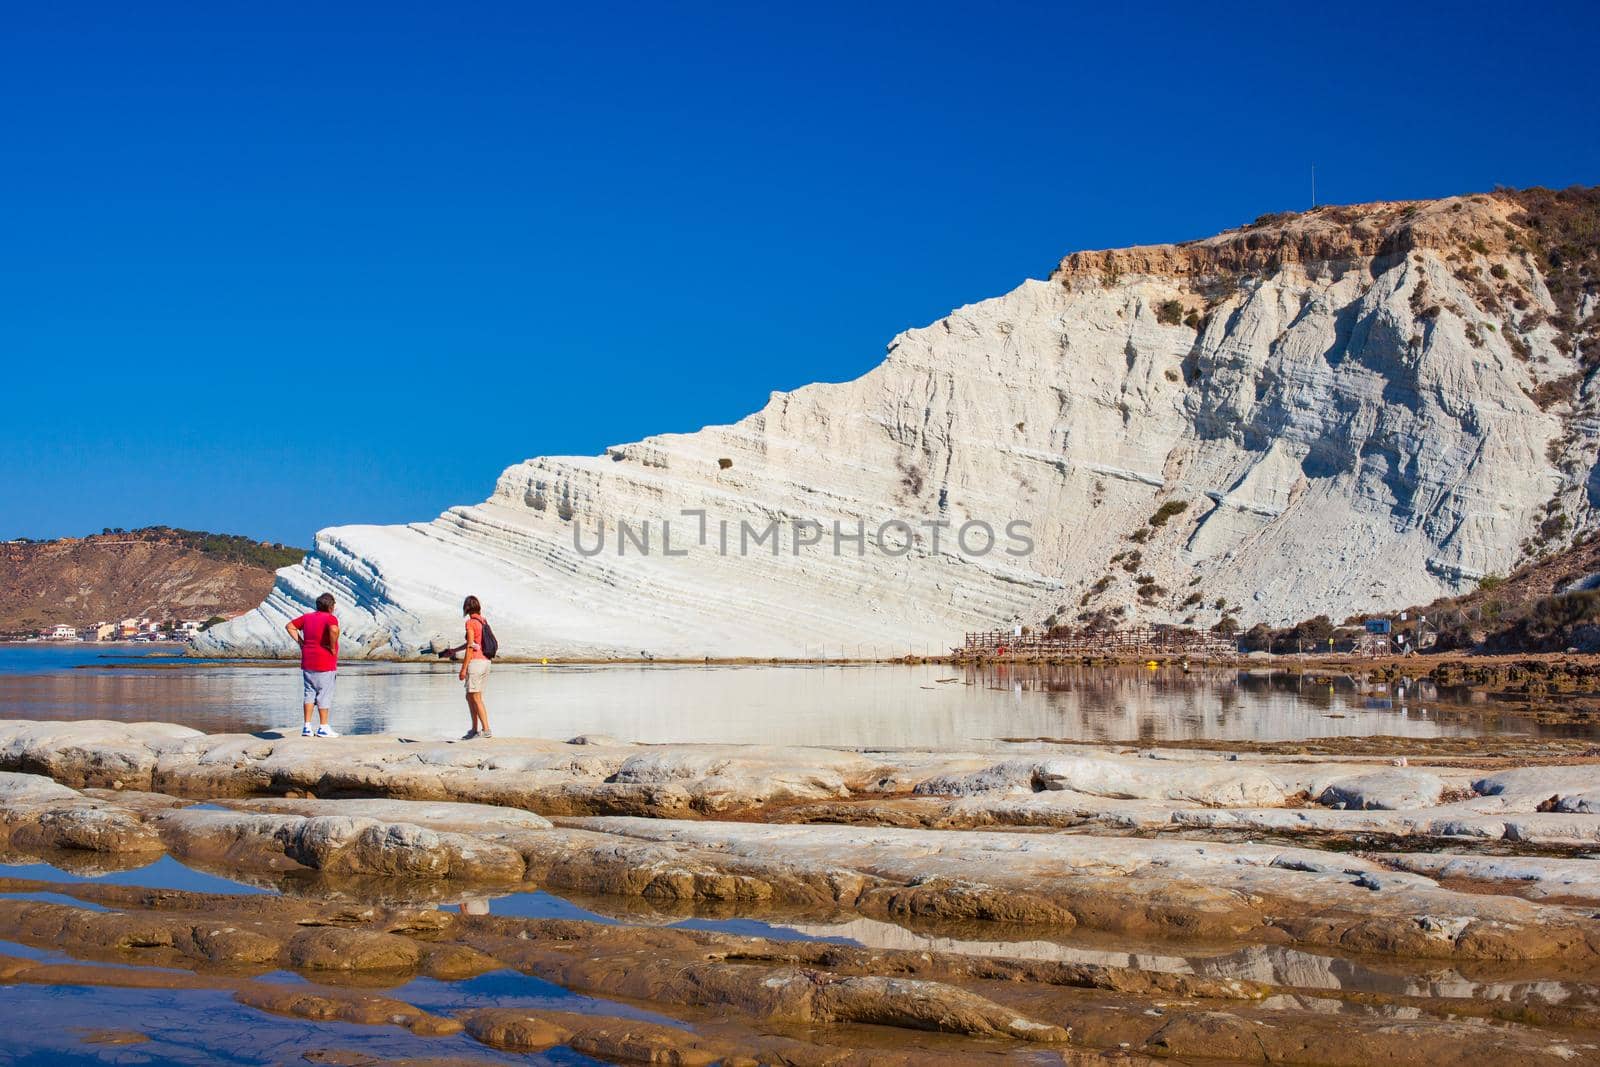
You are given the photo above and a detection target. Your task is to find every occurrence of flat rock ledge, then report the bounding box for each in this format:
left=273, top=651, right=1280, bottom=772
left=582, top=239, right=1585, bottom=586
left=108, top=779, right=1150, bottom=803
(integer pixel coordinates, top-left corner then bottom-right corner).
left=6, top=718, right=1600, bottom=841
left=2, top=720, right=1600, bottom=964
left=5, top=873, right=1595, bottom=1065
left=5, top=720, right=1600, bottom=1063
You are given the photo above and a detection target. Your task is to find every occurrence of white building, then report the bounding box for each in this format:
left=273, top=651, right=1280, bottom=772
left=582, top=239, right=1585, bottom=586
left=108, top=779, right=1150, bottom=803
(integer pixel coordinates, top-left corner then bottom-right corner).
left=46, top=624, right=79, bottom=640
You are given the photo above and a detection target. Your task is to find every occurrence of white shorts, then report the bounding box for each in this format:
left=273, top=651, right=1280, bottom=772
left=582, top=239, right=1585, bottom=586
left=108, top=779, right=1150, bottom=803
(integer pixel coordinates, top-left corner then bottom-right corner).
left=464, top=658, right=490, bottom=693
left=302, top=670, right=336, bottom=708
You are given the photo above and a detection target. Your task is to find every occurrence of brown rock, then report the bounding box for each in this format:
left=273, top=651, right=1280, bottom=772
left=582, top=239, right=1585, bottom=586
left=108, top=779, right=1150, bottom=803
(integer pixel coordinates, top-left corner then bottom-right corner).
left=77, top=1030, right=151, bottom=1045
left=463, top=1009, right=722, bottom=1064
left=287, top=927, right=423, bottom=973
left=234, top=986, right=462, bottom=1035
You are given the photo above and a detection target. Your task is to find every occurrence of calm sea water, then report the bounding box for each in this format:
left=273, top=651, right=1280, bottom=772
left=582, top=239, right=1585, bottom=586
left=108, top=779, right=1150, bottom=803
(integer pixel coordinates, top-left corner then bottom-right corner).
left=0, top=643, right=1582, bottom=747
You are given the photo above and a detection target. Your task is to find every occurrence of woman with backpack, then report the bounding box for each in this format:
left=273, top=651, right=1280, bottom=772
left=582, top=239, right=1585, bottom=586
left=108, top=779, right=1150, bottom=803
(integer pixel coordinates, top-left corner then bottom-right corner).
left=446, top=595, right=495, bottom=739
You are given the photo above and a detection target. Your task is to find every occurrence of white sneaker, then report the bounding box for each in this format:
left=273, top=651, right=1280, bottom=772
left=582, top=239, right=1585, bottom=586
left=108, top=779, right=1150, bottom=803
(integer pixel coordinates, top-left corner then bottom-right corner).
left=301, top=724, right=314, bottom=737
left=315, top=725, right=339, bottom=738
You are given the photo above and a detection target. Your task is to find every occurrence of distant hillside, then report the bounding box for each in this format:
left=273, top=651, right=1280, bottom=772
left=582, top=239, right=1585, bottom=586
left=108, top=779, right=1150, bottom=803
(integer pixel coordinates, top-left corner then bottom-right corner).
left=0, top=527, right=305, bottom=633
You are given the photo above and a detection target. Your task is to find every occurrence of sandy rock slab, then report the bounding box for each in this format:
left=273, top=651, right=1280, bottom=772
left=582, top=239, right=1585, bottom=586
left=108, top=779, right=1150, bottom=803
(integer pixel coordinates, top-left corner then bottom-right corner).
left=1169, top=803, right=1600, bottom=848
left=7, top=721, right=1600, bottom=1062
left=0, top=771, right=164, bottom=854
left=0, top=720, right=894, bottom=815
left=5, top=875, right=1600, bottom=1065
left=1317, top=768, right=1446, bottom=810
left=7, top=760, right=1600, bottom=966
left=1374, top=852, right=1600, bottom=902
left=6, top=723, right=1600, bottom=962
left=3, top=719, right=1594, bottom=823
left=153, top=806, right=533, bottom=882
left=0, top=886, right=1072, bottom=1058
left=560, top=816, right=1600, bottom=962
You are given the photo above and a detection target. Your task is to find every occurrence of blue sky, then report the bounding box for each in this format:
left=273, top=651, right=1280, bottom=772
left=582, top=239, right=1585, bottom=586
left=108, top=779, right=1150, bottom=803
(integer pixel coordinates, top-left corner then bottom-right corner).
left=3, top=1, right=1597, bottom=546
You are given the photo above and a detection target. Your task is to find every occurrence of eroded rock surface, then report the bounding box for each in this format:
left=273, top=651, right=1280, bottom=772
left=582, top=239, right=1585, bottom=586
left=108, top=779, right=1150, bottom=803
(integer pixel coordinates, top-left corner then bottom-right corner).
left=0, top=872, right=1595, bottom=1065
left=5, top=719, right=1600, bottom=1063
left=1318, top=768, right=1445, bottom=810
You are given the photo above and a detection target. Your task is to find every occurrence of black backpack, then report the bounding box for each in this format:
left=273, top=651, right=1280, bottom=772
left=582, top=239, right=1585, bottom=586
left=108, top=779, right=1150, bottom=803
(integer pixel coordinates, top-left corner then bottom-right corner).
left=477, top=618, right=498, bottom=660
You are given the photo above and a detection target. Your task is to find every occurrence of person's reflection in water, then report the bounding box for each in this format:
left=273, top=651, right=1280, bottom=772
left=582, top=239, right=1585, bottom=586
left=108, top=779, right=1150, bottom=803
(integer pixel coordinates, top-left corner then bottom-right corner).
left=459, top=897, right=490, bottom=916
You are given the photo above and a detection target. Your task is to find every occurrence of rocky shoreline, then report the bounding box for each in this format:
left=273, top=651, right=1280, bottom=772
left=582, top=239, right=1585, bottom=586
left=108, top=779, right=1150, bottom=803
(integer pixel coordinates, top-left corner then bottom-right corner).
left=2, top=718, right=1600, bottom=1062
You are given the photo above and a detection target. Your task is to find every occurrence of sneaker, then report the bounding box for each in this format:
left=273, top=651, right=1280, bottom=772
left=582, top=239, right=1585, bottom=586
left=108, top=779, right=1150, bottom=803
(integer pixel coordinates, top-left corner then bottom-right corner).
left=460, top=729, right=478, bottom=740
left=301, top=724, right=314, bottom=737
left=315, top=725, right=340, bottom=738
left=479, top=730, right=493, bottom=739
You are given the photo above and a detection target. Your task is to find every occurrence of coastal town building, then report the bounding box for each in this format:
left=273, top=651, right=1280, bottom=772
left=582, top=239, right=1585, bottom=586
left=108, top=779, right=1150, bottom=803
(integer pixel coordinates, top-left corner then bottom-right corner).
left=30, top=617, right=210, bottom=642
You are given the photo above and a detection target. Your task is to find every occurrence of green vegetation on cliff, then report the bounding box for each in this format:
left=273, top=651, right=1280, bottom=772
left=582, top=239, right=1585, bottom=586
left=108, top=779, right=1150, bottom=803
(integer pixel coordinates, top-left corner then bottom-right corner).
left=86, top=527, right=306, bottom=569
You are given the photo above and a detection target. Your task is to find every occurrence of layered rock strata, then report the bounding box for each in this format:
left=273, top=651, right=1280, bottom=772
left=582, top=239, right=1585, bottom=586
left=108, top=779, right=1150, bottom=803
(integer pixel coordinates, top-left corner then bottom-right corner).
left=199, top=190, right=1600, bottom=658
left=5, top=721, right=1600, bottom=952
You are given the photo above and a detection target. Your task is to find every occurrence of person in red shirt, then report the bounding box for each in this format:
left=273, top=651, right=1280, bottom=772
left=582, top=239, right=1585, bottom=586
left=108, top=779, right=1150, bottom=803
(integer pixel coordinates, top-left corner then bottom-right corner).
left=440, top=594, right=493, bottom=739
left=286, top=593, right=341, bottom=738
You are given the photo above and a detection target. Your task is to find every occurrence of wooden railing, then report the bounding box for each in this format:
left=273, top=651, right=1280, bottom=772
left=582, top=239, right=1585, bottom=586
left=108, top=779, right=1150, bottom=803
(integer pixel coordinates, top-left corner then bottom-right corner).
left=958, top=627, right=1237, bottom=659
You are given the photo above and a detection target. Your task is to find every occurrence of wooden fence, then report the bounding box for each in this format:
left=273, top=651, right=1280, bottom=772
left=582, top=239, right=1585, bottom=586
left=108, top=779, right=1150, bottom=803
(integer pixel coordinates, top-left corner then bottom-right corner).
left=958, top=627, right=1237, bottom=659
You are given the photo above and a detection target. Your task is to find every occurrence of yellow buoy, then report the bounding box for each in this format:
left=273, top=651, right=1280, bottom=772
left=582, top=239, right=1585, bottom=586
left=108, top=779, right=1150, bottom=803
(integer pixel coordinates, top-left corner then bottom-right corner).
left=1145, top=661, right=1159, bottom=669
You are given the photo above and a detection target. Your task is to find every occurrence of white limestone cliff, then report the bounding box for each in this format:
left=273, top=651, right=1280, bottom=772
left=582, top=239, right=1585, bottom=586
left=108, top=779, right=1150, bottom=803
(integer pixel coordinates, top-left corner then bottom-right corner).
left=199, top=192, right=1598, bottom=659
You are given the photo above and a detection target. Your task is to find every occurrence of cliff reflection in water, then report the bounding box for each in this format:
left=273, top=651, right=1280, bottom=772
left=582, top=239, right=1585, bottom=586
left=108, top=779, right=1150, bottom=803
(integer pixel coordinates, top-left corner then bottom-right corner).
left=0, top=647, right=1580, bottom=748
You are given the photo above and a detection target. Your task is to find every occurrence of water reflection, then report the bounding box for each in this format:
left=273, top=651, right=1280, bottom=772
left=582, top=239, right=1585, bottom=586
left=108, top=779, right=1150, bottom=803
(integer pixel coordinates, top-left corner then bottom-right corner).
left=0, top=854, right=270, bottom=895
left=8, top=843, right=1595, bottom=1021
left=773, top=916, right=1600, bottom=1008
left=0, top=646, right=1586, bottom=748
left=0, top=983, right=548, bottom=1066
